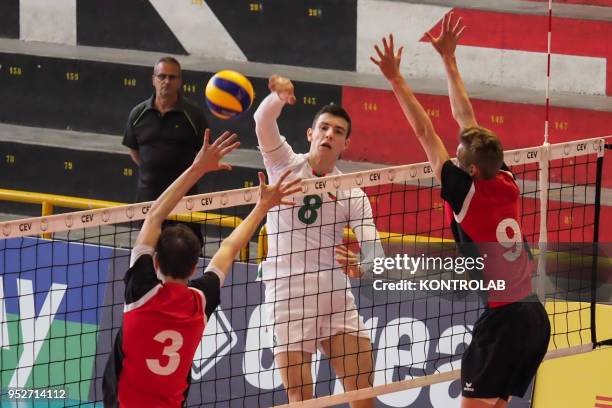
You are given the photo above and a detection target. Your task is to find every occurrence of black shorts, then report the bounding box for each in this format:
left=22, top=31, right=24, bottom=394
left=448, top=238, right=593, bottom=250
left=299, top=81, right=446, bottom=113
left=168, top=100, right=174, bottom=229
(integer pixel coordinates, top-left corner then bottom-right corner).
left=461, top=294, right=551, bottom=400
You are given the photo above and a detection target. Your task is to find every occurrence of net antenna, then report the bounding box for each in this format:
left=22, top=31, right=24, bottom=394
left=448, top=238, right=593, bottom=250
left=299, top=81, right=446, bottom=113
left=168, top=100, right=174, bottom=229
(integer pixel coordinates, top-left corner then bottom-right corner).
left=537, top=0, right=554, bottom=303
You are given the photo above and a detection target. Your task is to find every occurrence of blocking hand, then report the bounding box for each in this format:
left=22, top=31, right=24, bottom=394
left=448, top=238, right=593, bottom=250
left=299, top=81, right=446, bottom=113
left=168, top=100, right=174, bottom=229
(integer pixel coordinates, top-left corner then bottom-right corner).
left=257, top=169, right=302, bottom=210
left=370, top=34, right=404, bottom=82
left=335, top=244, right=363, bottom=278
left=193, top=129, right=240, bottom=173
left=425, top=12, right=466, bottom=58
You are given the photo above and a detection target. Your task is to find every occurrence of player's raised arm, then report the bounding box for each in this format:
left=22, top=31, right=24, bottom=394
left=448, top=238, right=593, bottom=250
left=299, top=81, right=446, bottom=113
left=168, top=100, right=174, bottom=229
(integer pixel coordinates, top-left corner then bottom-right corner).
left=426, top=12, right=478, bottom=129
left=135, top=129, right=239, bottom=248
left=206, top=170, right=302, bottom=284
left=254, top=75, right=297, bottom=152
left=371, top=34, right=449, bottom=183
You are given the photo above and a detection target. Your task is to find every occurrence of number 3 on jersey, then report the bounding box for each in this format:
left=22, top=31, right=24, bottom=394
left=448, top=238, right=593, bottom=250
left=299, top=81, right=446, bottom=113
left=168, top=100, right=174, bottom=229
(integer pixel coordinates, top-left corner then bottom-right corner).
left=298, top=195, right=323, bottom=225
left=146, top=330, right=183, bottom=376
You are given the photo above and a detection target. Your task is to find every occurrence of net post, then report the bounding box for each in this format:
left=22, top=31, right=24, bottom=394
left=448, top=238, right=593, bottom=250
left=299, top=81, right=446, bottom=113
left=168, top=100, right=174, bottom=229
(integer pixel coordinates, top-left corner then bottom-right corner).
left=590, top=144, right=605, bottom=348
left=537, top=143, right=550, bottom=302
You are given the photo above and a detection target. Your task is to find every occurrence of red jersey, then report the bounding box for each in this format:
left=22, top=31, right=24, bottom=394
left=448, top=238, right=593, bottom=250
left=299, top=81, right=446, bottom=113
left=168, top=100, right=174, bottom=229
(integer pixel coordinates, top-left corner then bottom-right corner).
left=103, top=246, right=221, bottom=408
left=441, top=161, right=533, bottom=306
left=119, top=282, right=206, bottom=407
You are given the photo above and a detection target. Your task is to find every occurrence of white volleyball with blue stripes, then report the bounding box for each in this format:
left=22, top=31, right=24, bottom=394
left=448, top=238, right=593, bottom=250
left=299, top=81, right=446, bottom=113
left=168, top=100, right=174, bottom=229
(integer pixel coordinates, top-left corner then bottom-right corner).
left=205, top=70, right=255, bottom=120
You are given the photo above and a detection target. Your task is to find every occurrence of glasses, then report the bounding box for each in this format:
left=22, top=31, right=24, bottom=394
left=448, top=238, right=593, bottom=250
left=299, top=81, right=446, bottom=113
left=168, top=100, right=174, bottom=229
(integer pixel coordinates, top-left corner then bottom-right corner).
left=154, top=74, right=179, bottom=81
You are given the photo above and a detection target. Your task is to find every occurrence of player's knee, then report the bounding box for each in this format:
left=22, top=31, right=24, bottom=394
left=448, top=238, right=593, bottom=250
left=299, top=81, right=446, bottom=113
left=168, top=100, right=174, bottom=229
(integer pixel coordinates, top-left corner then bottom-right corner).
left=286, top=384, right=312, bottom=402
left=355, top=370, right=373, bottom=390
left=358, top=349, right=374, bottom=372
left=340, top=371, right=373, bottom=391
left=283, top=365, right=314, bottom=401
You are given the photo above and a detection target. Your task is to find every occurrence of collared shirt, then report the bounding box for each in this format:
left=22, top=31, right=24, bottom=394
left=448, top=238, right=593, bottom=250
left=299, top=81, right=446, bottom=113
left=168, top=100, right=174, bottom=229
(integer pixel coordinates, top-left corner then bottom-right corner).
left=123, top=93, right=208, bottom=200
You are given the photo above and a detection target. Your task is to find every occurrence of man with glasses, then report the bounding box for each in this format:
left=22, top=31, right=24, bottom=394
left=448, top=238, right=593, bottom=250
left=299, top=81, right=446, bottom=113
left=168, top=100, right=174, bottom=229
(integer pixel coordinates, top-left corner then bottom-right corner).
left=123, top=57, right=208, bottom=245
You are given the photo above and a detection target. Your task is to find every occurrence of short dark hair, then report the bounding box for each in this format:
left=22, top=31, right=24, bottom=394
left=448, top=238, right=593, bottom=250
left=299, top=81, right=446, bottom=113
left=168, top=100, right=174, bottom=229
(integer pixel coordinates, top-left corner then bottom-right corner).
left=459, top=126, right=503, bottom=179
left=312, top=104, right=352, bottom=138
left=154, top=56, right=181, bottom=75
left=155, top=224, right=200, bottom=279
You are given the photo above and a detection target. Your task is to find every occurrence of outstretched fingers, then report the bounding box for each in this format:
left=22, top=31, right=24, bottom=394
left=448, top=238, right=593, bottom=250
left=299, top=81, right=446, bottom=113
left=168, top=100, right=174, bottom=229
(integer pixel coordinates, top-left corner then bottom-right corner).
left=382, top=36, right=390, bottom=54
left=203, top=128, right=211, bottom=147
left=257, top=171, right=267, bottom=186
left=273, top=170, right=301, bottom=206
left=374, top=44, right=384, bottom=60
left=212, top=131, right=234, bottom=147
left=281, top=178, right=302, bottom=195
left=372, top=35, right=394, bottom=63
left=444, top=12, right=452, bottom=33
left=452, top=16, right=463, bottom=34
left=219, top=140, right=240, bottom=156
left=257, top=169, right=301, bottom=206
left=278, top=173, right=302, bottom=204
left=209, top=132, right=239, bottom=157
left=222, top=142, right=240, bottom=155
left=279, top=186, right=300, bottom=206
left=455, top=24, right=466, bottom=40
left=335, top=245, right=355, bottom=261
left=445, top=13, right=466, bottom=40
left=335, top=245, right=360, bottom=275
left=335, top=244, right=349, bottom=257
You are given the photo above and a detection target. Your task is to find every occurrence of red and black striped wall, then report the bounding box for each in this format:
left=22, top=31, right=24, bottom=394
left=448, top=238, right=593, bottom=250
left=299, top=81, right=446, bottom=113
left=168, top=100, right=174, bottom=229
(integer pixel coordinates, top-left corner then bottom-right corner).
left=1, top=52, right=611, bottom=178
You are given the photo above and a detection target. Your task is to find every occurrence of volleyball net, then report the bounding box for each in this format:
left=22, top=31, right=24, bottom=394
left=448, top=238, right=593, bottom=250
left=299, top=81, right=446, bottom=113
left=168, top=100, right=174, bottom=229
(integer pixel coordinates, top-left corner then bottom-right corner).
left=0, top=137, right=609, bottom=407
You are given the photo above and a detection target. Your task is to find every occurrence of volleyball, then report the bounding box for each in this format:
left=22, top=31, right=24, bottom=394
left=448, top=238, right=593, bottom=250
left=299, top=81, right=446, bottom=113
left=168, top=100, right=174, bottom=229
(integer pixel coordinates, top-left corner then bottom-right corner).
left=205, top=70, right=255, bottom=120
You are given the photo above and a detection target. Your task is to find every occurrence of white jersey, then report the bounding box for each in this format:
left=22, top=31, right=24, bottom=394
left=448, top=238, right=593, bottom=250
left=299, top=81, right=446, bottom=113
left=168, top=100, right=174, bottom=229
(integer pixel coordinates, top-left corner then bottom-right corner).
left=255, top=93, right=383, bottom=280
left=260, top=139, right=378, bottom=279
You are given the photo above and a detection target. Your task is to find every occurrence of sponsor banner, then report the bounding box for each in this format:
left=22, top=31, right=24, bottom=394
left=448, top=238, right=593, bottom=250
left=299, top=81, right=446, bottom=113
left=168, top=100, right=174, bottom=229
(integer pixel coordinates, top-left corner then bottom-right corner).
left=0, top=237, right=114, bottom=401
left=92, top=255, right=480, bottom=407
left=7, top=238, right=609, bottom=405
left=185, top=264, right=481, bottom=407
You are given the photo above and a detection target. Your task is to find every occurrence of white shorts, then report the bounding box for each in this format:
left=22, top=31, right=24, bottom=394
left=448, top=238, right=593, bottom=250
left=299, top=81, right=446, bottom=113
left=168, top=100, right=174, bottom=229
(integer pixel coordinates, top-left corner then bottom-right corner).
left=264, top=272, right=370, bottom=355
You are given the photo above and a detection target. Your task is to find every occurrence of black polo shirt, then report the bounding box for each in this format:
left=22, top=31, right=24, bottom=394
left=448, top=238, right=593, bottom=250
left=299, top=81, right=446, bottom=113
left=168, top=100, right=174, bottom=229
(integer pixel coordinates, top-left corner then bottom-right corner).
left=123, top=94, right=208, bottom=201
